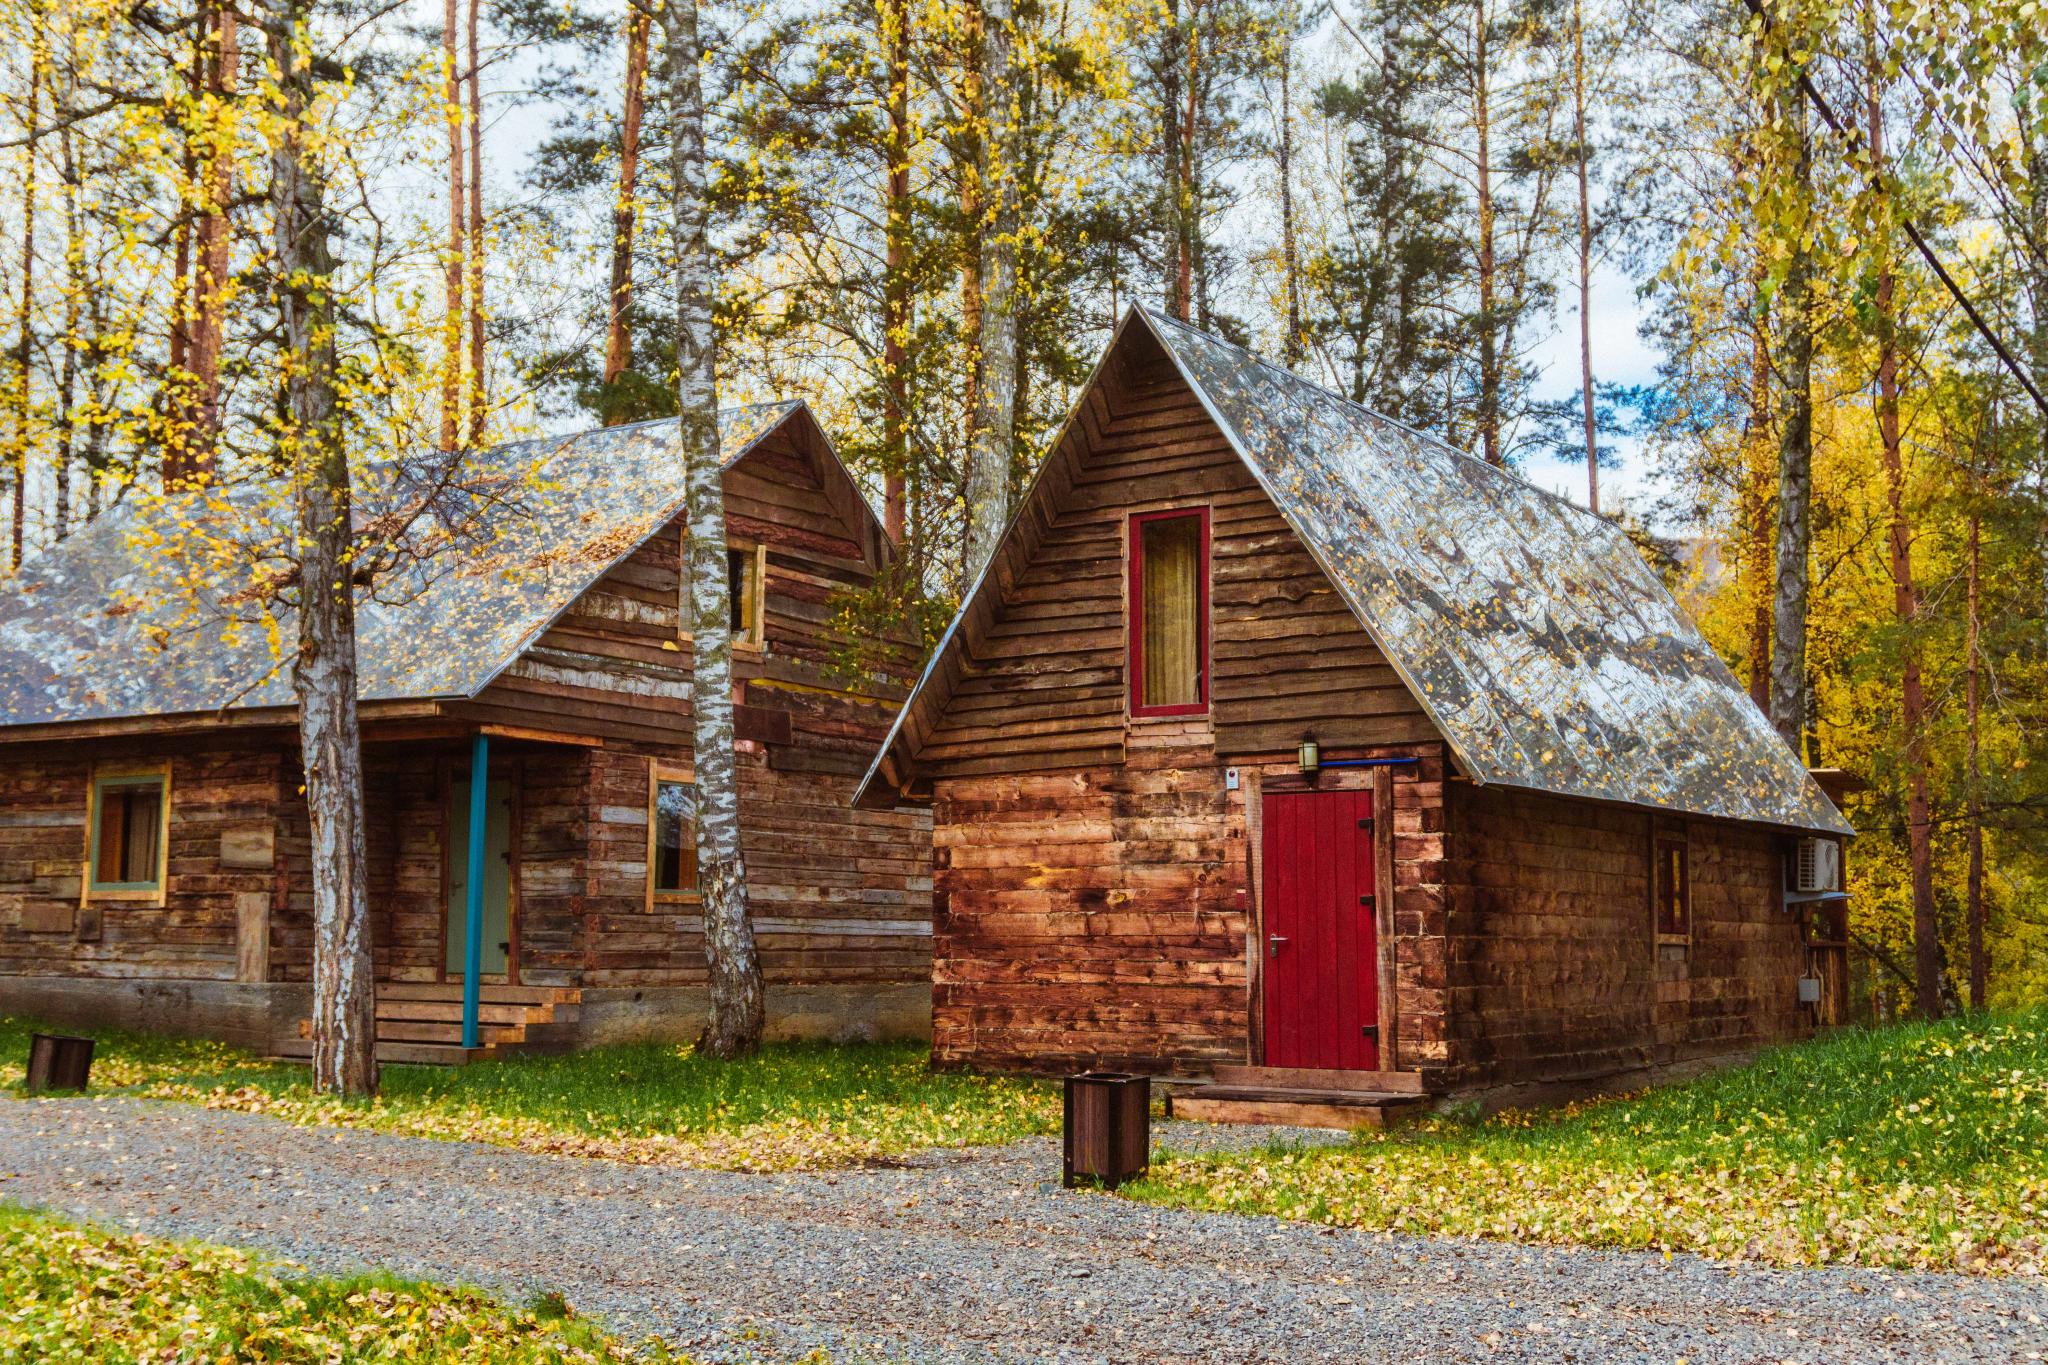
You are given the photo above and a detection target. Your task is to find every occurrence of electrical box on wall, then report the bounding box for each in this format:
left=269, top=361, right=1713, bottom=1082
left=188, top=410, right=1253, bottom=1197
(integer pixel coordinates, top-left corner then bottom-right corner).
left=1225, top=768, right=1239, bottom=791
left=1790, top=837, right=1842, bottom=894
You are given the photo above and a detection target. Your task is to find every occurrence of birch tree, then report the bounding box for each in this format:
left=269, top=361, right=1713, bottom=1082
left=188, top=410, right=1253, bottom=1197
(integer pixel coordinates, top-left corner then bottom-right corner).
left=662, top=0, right=762, bottom=1057
left=265, top=0, right=377, bottom=1095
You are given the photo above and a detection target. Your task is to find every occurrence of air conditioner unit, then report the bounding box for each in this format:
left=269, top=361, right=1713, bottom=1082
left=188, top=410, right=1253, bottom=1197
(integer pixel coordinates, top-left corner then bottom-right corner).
left=1791, top=837, right=1842, bottom=894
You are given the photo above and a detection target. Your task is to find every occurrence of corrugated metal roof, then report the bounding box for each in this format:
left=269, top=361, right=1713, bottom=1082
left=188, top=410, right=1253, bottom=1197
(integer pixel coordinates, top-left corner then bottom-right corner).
left=0, top=404, right=802, bottom=730
left=860, top=307, right=1850, bottom=837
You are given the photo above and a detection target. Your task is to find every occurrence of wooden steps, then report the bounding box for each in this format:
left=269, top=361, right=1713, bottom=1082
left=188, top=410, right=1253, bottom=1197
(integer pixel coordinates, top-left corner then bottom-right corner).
left=282, top=983, right=583, bottom=1066
left=1173, top=1067, right=1436, bottom=1131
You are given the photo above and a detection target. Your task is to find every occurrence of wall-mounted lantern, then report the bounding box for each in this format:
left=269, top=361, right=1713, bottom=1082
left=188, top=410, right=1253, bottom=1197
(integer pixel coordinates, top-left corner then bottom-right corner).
left=1298, top=734, right=1320, bottom=780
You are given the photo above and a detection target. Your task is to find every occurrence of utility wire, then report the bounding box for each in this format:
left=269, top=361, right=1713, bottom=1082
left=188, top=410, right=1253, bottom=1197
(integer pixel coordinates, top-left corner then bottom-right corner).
left=1739, top=0, right=2048, bottom=417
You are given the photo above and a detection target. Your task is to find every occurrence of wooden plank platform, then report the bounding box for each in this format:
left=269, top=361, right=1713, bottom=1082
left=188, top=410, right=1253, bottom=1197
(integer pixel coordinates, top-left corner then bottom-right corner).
left=1171, top=1084, right=1431, bottom=1132
left=1210, top=1065, right=1438, bottom=1095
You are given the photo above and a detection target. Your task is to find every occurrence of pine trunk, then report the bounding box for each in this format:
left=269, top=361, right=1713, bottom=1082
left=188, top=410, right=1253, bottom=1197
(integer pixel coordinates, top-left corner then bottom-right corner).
left=1277, top=14, right=1302, bottom=367
left=441, top=0, right=466, bottom=450
left=957, top=0, right=984, bottom=456
left=1160, top=0, right=1187, bottom=319
left=964, top=0, right=1019, bottom=578
left=663, top=0, right=762, bottom=1058
left=186, top=0, right=236, bottom=478
left=11, top=33, right=40, bottom=568
left=1965, top=504, right=1986, bottom=1009
left=881, top=0, right=911, bottom=541
left=1864, top=22, right=1940, bottom=1020
left=1767, top=93, right=1814, bottom=754
left=601, top=7, right=651, bottom=411
left=1473, top=0, right=1500, bottom=467
left=1571, top=0, right=1596, bottom=511
left=465, top=0, right=486, bottom=444
left=1178, top=34, right=1199, bottom=324
left=269, top=0, right=377, bottom=1098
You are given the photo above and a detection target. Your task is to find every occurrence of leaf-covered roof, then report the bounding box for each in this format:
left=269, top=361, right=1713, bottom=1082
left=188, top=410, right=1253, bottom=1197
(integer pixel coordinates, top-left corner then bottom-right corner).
left=863, top=308, right=1850, bottom=837
left=0, top=404, right=803, bottom=730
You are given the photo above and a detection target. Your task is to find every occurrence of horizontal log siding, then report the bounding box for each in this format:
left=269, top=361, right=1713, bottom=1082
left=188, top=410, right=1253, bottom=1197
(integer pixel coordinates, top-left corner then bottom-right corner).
left=932, top=739, right=1248, bottom=1074
left=1440, top=782, right=1808, bottom=1090
left=0, top=749, right=282, bottom=980
left=581, top=744, right=931, bottom=988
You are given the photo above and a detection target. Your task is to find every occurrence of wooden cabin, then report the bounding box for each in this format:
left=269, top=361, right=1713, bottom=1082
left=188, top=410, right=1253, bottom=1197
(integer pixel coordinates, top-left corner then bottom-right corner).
left=0, top=405, right=931, bottom=1062
left=858, top=309, right=1854, bottom=1119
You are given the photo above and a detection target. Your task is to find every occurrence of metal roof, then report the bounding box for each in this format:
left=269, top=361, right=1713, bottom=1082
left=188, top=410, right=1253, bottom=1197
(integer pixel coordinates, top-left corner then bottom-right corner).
left=0, top=404, right=805, bottom=730
left=861, top=307, right=1850, bottom=837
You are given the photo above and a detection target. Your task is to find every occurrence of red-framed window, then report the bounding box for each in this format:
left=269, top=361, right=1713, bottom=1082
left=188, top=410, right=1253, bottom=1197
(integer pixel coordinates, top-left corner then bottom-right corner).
left=1128, top=507, right=1210, bottom=717
left=1654, top=836, right=1690, bottom=938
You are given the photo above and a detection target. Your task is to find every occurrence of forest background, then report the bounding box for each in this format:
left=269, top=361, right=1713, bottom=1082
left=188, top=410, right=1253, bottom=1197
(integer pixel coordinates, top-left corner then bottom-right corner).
left=0, top=0, right=2042, bottom=1021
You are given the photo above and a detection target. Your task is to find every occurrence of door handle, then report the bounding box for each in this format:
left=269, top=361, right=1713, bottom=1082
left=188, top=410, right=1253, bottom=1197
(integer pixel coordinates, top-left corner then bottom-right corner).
left=1268, top=934, right=1289, bottom=958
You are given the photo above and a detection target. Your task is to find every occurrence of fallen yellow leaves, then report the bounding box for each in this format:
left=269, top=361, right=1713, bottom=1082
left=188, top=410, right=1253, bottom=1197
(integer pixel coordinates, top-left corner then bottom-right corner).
left=0, top=1205, right=672, bottom=1361
left=1127, top=1012, right=2048, bottom=1275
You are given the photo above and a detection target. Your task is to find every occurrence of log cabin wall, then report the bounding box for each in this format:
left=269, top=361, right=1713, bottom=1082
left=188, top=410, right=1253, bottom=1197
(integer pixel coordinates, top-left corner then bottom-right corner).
left=922, top=333, right=1448, bottom=1073
left=1440, top=780, right=1809, bottom=1095
left=0, top=745, right=284, bottom=982
left=1, top=414, right=931, bottom=1048
left=463, top=417, right=931, bottom=999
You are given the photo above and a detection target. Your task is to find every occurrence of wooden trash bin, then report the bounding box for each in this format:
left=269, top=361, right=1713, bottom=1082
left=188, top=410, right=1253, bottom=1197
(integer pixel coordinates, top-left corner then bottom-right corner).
left=1063, top=1071, right=1150, bottom=1189
left=25, top=1033, right=94, bottom=1094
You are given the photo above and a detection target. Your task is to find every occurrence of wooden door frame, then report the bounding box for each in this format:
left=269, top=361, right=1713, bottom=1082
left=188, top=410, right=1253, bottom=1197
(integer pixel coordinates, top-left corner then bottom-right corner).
left=1246, top=765, right=1398, bottom=1071
left=436, top=751, right=523, bottom=987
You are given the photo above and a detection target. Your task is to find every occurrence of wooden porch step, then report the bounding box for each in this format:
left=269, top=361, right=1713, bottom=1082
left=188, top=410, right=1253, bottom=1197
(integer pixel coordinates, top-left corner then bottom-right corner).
left=272, top=1038, right=494, bottom=1067
left=1171, top=1085, right=1431, bottom=1133
left=372, top=999, right=554, bottom=1026
left=377, top=983, right=580, bottom=1006
left=283, top=985, right=584, bottom=1066
left=1210, top=1065, right=1437, bottom=1095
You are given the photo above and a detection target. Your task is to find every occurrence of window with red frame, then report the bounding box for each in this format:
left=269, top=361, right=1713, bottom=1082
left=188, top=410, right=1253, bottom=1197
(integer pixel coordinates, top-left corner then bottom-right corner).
left=1129, top=508, right=1209, bottom=716
left=1654, top=837, right=1690, bottom=937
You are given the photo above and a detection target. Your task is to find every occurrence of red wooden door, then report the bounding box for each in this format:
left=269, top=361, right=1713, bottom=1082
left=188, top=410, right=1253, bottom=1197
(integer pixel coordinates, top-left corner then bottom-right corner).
left=1260, top=788, right=1380, bottom=1070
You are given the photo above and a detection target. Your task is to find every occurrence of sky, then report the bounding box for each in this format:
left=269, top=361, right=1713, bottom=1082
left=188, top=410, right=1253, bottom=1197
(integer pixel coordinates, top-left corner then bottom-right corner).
left=1518, top=259, right=1666, bottom=516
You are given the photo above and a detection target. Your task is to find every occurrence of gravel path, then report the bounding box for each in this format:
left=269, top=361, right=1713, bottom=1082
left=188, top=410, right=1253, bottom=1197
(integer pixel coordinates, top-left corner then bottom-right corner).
left=3, top=1097, right=2044, bottom=1364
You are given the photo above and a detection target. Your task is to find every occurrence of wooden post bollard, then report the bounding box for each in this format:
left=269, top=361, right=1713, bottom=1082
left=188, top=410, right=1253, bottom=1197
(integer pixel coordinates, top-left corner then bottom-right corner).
left=1062, top=1071, right=1150, bottom=1189
left=25, top=1033, right=94, bottom=1094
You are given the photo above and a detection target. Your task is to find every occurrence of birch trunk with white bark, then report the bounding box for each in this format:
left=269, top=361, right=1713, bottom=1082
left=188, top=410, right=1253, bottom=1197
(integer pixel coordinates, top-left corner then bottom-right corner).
left=663, top=0, right=762, bottom=1058
left=269, top=0, right=377, bottom=1096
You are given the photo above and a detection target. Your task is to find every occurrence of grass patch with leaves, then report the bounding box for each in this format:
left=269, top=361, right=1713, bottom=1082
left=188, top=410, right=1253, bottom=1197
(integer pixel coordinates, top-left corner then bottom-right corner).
left=1125, top=1011, right=2048, bottom=1273
left=0, top=1018, right=1057, bottom=1171
left=0, top=1201, right=678, bottom=1362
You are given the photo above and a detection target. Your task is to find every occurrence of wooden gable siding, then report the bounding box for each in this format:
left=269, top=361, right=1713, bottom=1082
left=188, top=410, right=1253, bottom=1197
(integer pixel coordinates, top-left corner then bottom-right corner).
left=464, top=421, right=902, bottom=749
left=1439, top=781, right=1808, bottom=1094
left=917, top=341, right=1436, bottom=780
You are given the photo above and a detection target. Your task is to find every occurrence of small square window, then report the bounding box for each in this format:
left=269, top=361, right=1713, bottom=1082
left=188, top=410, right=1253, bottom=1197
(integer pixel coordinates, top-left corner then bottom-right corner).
left=1654, top=837, right=1689, bottom=938
left=89, top=769, right=169, bottom=895
left=650, top=774, right=699, bottom=898
left=1129, top=509, right=1209, bottom=716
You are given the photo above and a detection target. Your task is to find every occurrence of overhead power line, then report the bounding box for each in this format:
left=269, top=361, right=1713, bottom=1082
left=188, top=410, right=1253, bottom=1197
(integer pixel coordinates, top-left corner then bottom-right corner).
left=1739, top=0, right=2048, bottom=417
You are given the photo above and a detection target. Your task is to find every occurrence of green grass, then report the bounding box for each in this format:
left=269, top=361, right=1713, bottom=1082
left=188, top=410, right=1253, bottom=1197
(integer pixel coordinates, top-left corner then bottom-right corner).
left=1123, top=1010, right=2048, bottom=1273
left=0, top=1018, right=1058, bottom=1171
left=0, top=1202, right=679, bottom=1362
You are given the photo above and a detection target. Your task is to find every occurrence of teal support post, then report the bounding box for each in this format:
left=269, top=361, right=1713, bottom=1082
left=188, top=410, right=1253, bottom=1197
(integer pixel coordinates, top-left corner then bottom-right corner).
left=462, top=732, right=490, bottom=1049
